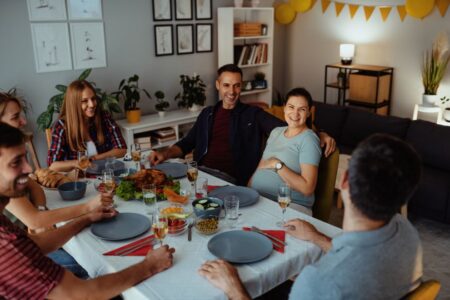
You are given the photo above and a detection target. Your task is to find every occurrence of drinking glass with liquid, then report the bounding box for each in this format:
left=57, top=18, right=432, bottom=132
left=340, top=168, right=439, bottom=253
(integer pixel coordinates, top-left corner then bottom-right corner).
left=187, top=161, right=198, bottom=198
left=131, top=143, right=141, bottom=171
left=77, top=150, right=90, bottom=182
left=152, top=210, right=168, bottom=247
left=276, top=183, right=291, bottom=228
left=142, top=184, right=157, bottom=215
left=102, top=169, right=116, bottom=209
left=224, top=195, right=240, bottom=228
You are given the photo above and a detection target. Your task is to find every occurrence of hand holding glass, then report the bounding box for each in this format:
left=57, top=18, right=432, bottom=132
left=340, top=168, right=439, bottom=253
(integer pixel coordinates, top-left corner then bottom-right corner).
left=77, top=150, right=90, bottom=182
left=102, top=169, right=115, bottom=209
left=277, top=184, right=291, bottom=228
left=152, top=212, right=168, bottom=247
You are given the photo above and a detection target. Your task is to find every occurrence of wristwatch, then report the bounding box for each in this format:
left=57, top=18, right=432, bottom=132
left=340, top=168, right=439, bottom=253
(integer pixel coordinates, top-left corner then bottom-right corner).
left=275, top=161, right=285, bottom=173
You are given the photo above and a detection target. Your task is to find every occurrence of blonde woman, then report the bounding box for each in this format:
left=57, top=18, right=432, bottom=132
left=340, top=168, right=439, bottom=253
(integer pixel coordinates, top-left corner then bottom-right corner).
left=48, top=80, right=127, bottom=172
left=250, top=88, right=321, bottom=215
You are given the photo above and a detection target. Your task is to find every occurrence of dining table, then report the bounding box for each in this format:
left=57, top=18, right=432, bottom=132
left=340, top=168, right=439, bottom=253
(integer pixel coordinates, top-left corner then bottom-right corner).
left=44, top=169, right=342, bottom=300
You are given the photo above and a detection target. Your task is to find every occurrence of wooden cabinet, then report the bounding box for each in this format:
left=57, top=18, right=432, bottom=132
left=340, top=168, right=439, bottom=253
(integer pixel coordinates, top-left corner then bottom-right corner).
left=218, top=7, right=274, bottom=107
left=324, top=64, right=394, bottom=115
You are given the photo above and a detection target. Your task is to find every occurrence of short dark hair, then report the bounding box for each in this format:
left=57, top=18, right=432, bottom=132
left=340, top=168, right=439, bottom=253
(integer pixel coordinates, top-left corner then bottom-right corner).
left=348, top=134, right=421, bottom=221
left=217, top=64, right=243, bottom=78
left=285, top=87, right=314, bottom=128
left=0, top=123, right=26, bottom=150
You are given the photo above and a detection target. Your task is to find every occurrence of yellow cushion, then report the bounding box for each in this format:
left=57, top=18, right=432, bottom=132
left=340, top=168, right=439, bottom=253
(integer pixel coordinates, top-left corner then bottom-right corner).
left=404, top=280, right=441, bottom=300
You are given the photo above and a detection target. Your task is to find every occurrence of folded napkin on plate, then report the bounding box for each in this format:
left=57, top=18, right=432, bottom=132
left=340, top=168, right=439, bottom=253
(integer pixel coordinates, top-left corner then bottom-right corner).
left=243, top=227, right=286, bottom=253
left=103, top=235, right=154, bottom=256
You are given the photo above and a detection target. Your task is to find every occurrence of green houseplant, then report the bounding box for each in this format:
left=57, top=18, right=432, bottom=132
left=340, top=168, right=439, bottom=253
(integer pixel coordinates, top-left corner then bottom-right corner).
left=113, top=74, right=151, bottom=123
left=36, top=69, right=121, bottom=131
left=175, top=74, right=206, bottom=111
left=154, top=90, right=169, bottom=117
left=422, top=32, right=450, bottom=106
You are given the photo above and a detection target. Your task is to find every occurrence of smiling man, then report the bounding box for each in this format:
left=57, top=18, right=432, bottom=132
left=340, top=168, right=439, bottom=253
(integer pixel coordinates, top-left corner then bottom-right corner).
left=150, top=64, right=336, bottom=185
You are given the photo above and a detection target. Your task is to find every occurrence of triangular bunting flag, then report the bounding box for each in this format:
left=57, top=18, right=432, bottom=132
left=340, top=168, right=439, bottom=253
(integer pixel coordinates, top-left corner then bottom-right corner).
left=379, top=6, right=392, bottom=22
left=397, top=5, right=407, bottom=21
left=321, top=0, right=331, bottom=13
left=348, top=4, right=359, bottom=19
left=335, top=2, right=345, bottom=17
left=311, top=0, right=317, bottom=10
left=436, top=0, right=450, bottom=17
left=363, top=6, right=375, bottom=20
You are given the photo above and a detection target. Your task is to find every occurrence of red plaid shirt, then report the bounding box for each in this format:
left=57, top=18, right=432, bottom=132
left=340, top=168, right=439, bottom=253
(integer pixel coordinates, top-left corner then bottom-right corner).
left=47, top=112, right=126, bottom=165
left=0, top=214, right=64, bottom=299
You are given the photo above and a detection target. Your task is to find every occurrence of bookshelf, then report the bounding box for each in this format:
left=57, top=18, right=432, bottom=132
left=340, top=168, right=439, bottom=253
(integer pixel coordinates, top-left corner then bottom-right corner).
left=218, top=7, right=274, bottom=107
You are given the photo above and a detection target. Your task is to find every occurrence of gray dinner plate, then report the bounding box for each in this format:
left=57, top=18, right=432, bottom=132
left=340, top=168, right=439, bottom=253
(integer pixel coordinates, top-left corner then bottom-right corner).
left=153, top=162, right=187, bottom=179
left=91, top=213, right=150, bottom=241
left=87, top=159, right=125, bottom=176
left=208, top=186, right=259, bottom=207
left=208, top=230, right=273, bottom=263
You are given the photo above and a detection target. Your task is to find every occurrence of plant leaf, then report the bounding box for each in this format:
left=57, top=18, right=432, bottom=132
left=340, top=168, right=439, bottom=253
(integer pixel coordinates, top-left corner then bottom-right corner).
left=79, top=69, right=91, bottom=80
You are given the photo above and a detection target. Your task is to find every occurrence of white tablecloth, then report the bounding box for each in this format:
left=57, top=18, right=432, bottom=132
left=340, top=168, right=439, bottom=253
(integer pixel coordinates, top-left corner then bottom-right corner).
left=45, top=171, right=341, bottom=300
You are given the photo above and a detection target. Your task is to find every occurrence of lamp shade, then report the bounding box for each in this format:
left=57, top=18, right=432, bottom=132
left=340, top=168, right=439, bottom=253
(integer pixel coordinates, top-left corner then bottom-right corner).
left=340, top=44, right=355, bottom=65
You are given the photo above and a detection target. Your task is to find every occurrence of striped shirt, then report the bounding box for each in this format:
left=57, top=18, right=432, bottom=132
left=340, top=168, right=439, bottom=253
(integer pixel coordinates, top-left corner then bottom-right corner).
left=47, top=112, right=127, bottom=165
left=0, top=214, right=64, bottom=299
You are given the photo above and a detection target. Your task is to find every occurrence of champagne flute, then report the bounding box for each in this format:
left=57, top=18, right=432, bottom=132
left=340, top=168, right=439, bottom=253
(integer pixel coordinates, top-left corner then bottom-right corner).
left=276, top=183, right=291, bottom=228
left=152, top=211, right=168, bottom=247
left=77, top=150, right=90, bottom=183
left=131, top=143, right=141, bottom=171
left=102, top=169, right=116, bottom=208
left=186, top=161, right=198, bottom=199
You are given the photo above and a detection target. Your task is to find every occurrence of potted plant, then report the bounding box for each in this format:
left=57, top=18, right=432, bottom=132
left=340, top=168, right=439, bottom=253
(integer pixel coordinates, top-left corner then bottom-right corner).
left=252, top=72, right=267, bottom=90
left=154, top=90, right=169, bottom=117
left=175, top=74, right=206, bottom=112
left=113, top=74, right=151, bottom=123
left=422, top=32, right=450, bottom=107
left=36, top=69, right=121, bottom=131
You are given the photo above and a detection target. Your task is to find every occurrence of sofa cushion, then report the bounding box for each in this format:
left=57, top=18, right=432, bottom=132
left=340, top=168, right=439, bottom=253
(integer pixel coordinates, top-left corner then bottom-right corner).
left=340, top=108, right=410, bottom=151
left=313, top=102, right=348, bottom=142
left=405, top=120, right=450, bottom=172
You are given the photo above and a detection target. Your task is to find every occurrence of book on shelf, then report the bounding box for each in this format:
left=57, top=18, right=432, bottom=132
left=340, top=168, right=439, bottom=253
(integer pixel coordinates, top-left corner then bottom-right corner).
left=139, top=142, right=152, bottom=151
left=234, top=43, right=268, bottom=66
left=152, top=127, right=175, bottom=137
left=151, top=134, right=176, bottom=145
left=134, top=136, right=151, bottom=144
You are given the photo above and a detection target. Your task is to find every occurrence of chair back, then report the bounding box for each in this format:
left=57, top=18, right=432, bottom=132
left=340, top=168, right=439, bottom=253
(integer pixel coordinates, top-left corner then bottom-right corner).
left=264, top=105, right=285, bottom=121
left=313, top=148, right=340, bottom=222
left=45, top=128, right=52, bottom=149
left=24, top=132, right=41, bottom=170
left=403, top=280, right=441, bottom=300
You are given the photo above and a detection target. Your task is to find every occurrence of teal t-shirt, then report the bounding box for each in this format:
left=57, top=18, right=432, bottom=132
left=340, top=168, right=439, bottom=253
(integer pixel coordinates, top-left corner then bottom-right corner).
left=250, top=127, right=321, bottom=208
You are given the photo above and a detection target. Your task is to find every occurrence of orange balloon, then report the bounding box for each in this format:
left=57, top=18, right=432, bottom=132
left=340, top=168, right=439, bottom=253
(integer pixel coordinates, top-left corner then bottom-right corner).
left=405, top=0, right=435, bottom=18
left=289, top=0, right=313, bottom=12
left=275, top=3, right=296, bottom=24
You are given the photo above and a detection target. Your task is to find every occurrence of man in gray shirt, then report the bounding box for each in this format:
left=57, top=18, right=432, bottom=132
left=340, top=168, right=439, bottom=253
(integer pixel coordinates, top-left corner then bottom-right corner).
left=198, top=134, right=423, bottom=300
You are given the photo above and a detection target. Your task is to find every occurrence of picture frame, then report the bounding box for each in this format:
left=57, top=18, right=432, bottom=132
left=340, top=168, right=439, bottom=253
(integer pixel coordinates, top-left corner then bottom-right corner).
left=70, top=22, right=107, bottom=70
left=30, top=23, right=72, bottom=73
left=195, top=0, right=212, bottom=20
left=152, top=0, right=172, bottom=21
left=27, top=0, right=67, bottom=21
left=196, top=24, right=212, bottom=53
left=154, top=25, right=174, bottom=56
left=176, top=24, right=194, bottom=55
left=68, top=0, right=103, bottom=20
left=175, top=0, right=193, bottom=20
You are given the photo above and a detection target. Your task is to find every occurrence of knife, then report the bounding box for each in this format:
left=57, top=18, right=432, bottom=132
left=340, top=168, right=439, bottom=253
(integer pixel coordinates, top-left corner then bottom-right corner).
left=251, top=226, right=287, bottom=246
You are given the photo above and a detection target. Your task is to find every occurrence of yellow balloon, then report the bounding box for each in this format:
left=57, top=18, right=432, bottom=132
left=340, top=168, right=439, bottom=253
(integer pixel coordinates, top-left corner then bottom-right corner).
left=405, top=0, right=435, bottom=18
left=289, top=0, right=313, bottom=12
left=275, top=3, right=296, bottom=24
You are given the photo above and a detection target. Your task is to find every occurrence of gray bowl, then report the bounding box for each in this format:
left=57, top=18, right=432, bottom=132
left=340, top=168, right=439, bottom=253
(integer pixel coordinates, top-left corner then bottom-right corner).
left=192, top=197, right=223, bottom=218
left=58, top=181, right=87, bottom=201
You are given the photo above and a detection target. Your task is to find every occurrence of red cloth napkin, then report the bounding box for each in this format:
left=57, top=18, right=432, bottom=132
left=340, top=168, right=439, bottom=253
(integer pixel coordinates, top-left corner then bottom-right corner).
left=207, top=185, right=222, bottom=192
left=103, top=235, right=154, bottom=256
left=243, top=227, right=286, bottom=253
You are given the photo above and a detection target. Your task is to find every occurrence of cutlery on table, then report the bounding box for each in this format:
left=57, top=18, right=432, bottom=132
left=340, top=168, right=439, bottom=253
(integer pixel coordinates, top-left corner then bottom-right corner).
left=187, top=221, right=194, bottom=242
left=251, top=226, right=287, bottom=246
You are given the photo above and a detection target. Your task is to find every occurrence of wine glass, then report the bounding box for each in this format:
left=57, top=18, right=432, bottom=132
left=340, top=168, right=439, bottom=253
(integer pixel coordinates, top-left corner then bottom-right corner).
left=276, top=183, right=291, bottom=228
left=152, top=211, right=168, bottom=247
left=186, top=161, right=198, bottom=199
left=131, top=143, right=141, bottom=171
left=102, top=169, right=116, bottom=208
left=77, top=150, right=90, bottom=182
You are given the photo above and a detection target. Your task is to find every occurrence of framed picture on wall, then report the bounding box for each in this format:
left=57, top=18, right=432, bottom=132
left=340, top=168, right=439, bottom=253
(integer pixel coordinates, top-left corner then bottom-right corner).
left=196, top=24, right=212, bottom=53
left=176, top=24, right=194, bottom=55
left=70, top=22, right=107, bottom=69
left=30, top=23, right=72, bottom=73
left=175, top=0, right=193, bottom=20
left=27, top=0, right=67, bottom=21
left=154, top=25, right=174, bottom=56
left=68, top=0, right=102, bottom=20
left=152, top=0, right=172, bottom=21
left=195, top=0, right=212, bottom=20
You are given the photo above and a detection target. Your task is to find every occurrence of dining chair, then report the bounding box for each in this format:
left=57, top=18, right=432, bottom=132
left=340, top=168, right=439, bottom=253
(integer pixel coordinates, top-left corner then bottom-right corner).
left=45, top=128, right=52, bottom=148
left=24, top=132, right=41, bottom=170
left=402, top=280, right=441, bottom=300
left=312, top=147, right=340, bottom=222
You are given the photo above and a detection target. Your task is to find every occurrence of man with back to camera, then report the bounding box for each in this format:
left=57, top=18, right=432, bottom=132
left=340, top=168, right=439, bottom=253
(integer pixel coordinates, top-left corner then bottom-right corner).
left=149, top=64, right=336, bottom=185
left=198, top=133, right=423, bottom=300
left=0, top=123, right=175, bottom=299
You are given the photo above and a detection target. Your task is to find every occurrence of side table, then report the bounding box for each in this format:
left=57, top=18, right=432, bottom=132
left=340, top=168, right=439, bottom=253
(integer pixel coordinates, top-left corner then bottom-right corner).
left=412, top=104, right=442, bottom=123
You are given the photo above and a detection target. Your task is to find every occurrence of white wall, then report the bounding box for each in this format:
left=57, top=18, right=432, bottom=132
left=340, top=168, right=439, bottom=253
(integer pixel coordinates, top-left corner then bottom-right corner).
left=284, top=3, right=450, bottom=118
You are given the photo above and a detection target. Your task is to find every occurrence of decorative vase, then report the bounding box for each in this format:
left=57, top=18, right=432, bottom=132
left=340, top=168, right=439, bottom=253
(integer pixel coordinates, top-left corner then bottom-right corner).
left=126, top=109, right=141, bottom=123
left=444, top=108, right=450, bottom=122
left=158, top=111, right=166, bottom=117
left=234, top=0, right=243, bottom=7
left=422, top=94, right=439, bottom=107
left=188, top=104, right=204, bottom=112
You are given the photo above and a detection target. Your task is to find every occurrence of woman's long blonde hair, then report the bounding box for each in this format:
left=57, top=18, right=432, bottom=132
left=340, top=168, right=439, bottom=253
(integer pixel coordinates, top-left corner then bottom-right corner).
left=60, top=80, right=104, bottom=151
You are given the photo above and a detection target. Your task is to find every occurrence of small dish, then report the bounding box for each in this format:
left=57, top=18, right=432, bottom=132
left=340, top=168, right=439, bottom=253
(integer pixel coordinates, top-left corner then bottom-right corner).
left=58, top=181, right=86, bottom=201
left=194, top=215, right=220, bottom=235
left=192, top=197, right=223, bottom=218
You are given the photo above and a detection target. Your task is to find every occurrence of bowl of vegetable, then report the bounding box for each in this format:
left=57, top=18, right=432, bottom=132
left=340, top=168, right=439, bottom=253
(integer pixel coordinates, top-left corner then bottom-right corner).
left=192, top=197, right=223, bottom=218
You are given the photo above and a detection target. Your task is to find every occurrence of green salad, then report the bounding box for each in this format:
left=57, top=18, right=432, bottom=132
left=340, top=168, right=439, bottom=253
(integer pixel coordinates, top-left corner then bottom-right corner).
left=116, top=179, right=180, bottom=201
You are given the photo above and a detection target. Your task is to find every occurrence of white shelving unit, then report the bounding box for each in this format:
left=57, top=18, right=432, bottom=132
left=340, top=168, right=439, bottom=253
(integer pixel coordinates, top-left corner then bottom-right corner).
left=218, top=7, right=274, bottom=107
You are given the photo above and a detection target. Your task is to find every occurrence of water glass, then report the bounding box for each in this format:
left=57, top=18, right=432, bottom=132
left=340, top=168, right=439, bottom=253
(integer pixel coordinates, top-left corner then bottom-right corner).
left=224, top=195, right=240, bottom=228
left=142, top=184, right=157, bottom=215
left=196, top=177, right=208, bottom=199
left=105, top=156, right=116, bottom=171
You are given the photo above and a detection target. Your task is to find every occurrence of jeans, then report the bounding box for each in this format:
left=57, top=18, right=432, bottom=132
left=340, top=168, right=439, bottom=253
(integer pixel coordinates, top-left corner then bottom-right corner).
left=47, top=248, right=89, bottom=279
